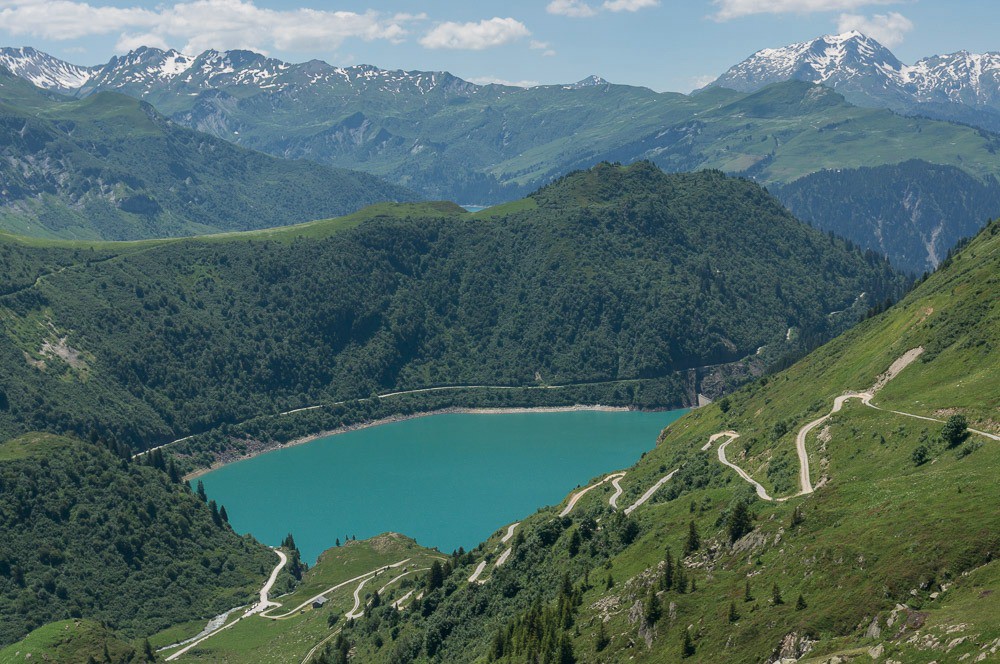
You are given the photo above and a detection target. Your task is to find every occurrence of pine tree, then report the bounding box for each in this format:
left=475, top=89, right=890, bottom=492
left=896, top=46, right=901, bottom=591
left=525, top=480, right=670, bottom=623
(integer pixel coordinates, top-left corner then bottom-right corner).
left=772, top=583, right=783, bottom=605
left=662, top=548, right=674, bottom=591
left=790, top=504, right=804, bottom=528
left=208, top=500, right=222, bottom=527
left=558, top=633, right=575, bottom=664
left=489, top=629, right=505, bottom=660
left=196, top=480, right=207, bottom=502
left=684, top=520, right=700, bottom=555
left=728, top=601, right=739, bottom=622
left=568, top=529, right=582, bottom=557
left=644, top=588, right=661, bottom=625
left=219, top=504, right=229, bottom=523
left=796, top=593, right=807, bottom=610
left=728, top=500, right=753, bottom=543
left=167, top=459, right=180, bottom=483
left=595, top=620, right=609, bottom=652
left=744, top=580, right=753, bottom=602
left=426, top=561, right=444, bottom=591
left=674, top=559, right=687, bottom=594
left=681, top=628, right=695, bottom=658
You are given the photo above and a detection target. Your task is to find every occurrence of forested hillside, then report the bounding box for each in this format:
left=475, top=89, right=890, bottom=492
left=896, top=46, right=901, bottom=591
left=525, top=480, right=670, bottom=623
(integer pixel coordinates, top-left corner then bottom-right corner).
left=0, top=68, right=415, bottom=240
left=291, top=212, right=1000, bottom=664
left=0, top=164, right=905, bottom=455
left=0, top=433, right=279, bottom=646
left=775, top=160, right=1000, bottom=273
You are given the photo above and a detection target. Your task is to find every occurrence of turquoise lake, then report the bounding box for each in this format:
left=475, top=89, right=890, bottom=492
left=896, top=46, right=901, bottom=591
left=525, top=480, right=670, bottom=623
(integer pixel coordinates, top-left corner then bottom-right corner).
left=200, top=409, right=686, bottom=563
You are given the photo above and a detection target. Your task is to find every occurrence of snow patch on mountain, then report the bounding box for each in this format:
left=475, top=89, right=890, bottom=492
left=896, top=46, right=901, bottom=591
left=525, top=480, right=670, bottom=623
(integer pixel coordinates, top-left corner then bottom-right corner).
left=709, top=31, right=1000, bottom=112
left=0, top=47, right=94, bottom=93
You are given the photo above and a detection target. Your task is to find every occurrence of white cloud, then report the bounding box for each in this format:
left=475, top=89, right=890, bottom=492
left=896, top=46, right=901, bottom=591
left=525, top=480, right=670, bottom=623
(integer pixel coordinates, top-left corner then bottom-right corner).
left=836, top=11, right=913, bottom=47
left=419, top=17, right=530, bottom=50
left=530, top=40, right=557, bottom=56
left=603, top=0, right=660, bottom=12
left=468, top=76, right=541, bottom=87
left=548, top=0, right=659, bottom=17
left=712, top=0, right=899, bottom=21
left=690, top=74, right=718, bottom=90
left=0, top=0, right=423, bottom=54
left=546, top=0, right=598, bottom=18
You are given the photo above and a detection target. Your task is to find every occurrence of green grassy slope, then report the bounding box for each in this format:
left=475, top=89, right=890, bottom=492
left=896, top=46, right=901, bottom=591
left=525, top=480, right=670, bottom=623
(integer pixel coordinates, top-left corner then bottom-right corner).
left=0, top=164, right=905, bottom=456
left=293, top=220, right=999, bottom=662
left=0, top=68, right=416, bottom=241
left=0, top=619, right=150, bottom=664
left=0, top=433, right=277, bottom=646
left=153, top=534, right=445, bottom=663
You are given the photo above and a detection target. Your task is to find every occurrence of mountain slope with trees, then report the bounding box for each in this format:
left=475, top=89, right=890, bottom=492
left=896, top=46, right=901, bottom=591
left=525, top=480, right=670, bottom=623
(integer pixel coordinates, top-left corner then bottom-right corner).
left=0, top=67, right=415, bottom=241
left=0, top=433, right=279, bottom=647
left=0, top=163, right=906, bottom=456
left=289, top=211, right=1000, bottom=664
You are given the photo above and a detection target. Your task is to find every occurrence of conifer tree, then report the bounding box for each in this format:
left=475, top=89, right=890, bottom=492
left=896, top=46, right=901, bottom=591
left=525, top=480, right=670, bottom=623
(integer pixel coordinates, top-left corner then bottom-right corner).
left=796, top=593, right=807, bottom=610
left=681, top=628, right=695, bottom=658
left=744, top=580, right=753, bottom=602
left=728, top=500, right=753, bottom=543
left=728, top=601, right=739, bottom=622
left=662, top=548, right=674, bottom=590
left=595, top=620, right=609, bottom=652
left=772, top=583, right=784, bottom=605
left=684, top=520, right=700, bottom=555
left=644, top=588, right=661, bottom=625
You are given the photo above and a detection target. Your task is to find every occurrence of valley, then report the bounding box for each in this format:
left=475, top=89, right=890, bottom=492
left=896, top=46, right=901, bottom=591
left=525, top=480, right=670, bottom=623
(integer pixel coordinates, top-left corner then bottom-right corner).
left=0, top=14, right=998, bottom=664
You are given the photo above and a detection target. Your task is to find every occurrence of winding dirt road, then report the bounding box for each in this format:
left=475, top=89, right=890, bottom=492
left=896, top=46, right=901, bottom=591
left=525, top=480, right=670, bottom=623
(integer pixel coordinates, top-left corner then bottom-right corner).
left=559, top=473, right=626, bottom=517
left=608, top=476, right=626, bottom=509
left=165, top=548, right=288, bottom=661
left=624, top=470, right=678, bottom=515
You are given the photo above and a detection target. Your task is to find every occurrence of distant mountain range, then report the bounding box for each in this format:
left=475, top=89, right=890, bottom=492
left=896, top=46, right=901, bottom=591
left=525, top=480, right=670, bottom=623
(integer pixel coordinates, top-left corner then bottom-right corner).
left=0, top=66, right=415, bottom=240
left=3, top=41, right=1000, bottom=270
left=708, top=30, right=1000, bottom=131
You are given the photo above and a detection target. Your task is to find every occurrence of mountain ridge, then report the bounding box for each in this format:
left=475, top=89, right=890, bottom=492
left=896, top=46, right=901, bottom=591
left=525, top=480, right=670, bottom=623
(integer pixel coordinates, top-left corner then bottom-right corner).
left=709, top=30, right=1000, bottom=131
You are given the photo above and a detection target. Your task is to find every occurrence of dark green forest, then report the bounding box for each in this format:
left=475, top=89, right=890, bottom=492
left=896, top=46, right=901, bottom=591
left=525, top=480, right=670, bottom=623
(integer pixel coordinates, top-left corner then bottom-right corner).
left=0, top=433, right=278, bottom=645
left=0, top=164, right=906, bottom=456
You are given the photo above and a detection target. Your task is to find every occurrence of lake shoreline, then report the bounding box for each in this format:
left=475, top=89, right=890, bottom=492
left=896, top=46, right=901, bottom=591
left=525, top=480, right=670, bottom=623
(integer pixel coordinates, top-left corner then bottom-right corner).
left=182, top=404, right=633, bottom=481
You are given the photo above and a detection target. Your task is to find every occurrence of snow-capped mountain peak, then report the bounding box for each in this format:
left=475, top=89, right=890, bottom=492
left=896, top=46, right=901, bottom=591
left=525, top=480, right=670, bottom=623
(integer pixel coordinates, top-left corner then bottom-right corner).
left=0, top=46, right=95, bottom=94
left=711, top=31, right=902, bottom=92
left=707, top=32, right=1000, bottom=123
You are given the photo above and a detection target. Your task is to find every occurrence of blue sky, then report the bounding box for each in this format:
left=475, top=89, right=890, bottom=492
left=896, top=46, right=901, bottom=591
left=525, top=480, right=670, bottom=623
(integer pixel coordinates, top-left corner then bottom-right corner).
left=1, top=0, right=999, bottom=92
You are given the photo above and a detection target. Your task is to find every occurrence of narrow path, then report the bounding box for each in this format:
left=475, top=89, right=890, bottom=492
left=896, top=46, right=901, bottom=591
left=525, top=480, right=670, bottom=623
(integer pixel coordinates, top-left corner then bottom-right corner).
left=793, top=393, right=870, bottom=496
left=559, top=472, right=626, bottom=517
left=623, top=470, right=678, bottom=515
left=300, top=627, right=342, bottom=664
left=391, top=590, right=416, bottom=610
left=468, top=561, right=488, bottom=584
left=245, top=548, right=288, bottom=616
left=500, top=523, right=520, bottom=544
left=705, top=347, right=997, bottom=502
left=608, top=475, right=626, bottom=509
left=345, top=577, right=374, bottom=620
left=714, top=433, right=778, bottom=502
left=261, top=559, right=411, bottom=620
left=495, top=548, right=512, bottom=568
left=164, top=547, right=286, bottom=661
left=864, top=399, right=1000, bottom=440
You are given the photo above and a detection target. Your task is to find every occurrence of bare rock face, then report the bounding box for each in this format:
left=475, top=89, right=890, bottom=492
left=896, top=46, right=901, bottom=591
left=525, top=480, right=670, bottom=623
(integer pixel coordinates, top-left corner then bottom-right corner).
left=866, top=616, right=882, bottom=639
left=768, top=631, right=817, bottom=663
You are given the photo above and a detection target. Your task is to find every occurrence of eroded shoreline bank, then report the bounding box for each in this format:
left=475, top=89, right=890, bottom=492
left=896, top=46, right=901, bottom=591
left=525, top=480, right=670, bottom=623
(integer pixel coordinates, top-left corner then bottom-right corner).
left=182, top=404, right=634, bottom=481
